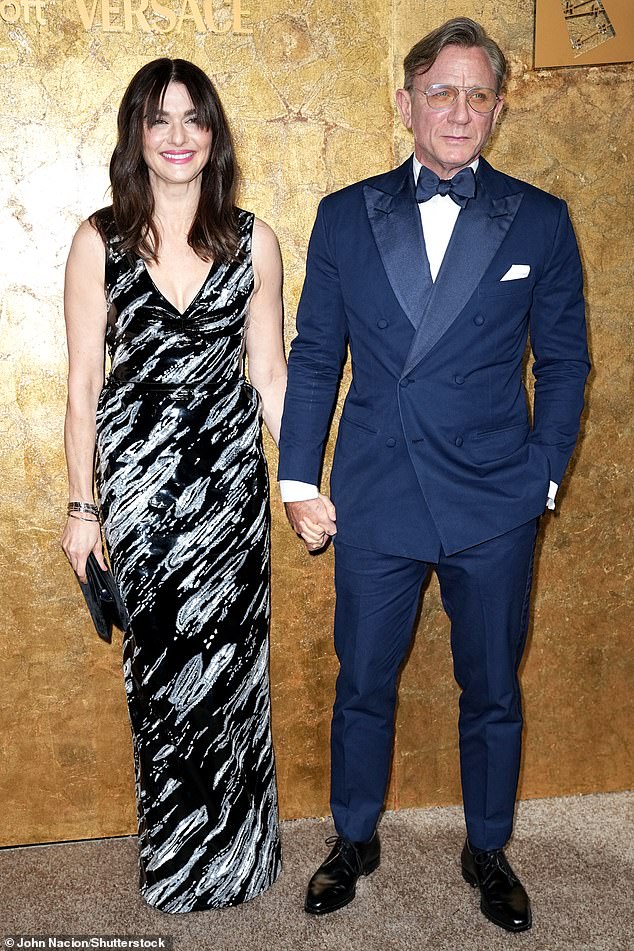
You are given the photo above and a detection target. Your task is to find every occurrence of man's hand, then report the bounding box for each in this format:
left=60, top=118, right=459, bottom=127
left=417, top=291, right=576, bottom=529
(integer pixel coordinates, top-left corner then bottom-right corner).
left=284, top=494, right=337, bottom=552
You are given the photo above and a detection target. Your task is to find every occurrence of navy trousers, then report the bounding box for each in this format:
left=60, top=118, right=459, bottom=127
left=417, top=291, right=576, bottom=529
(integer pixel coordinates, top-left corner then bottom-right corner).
left=330, top=518, right=540, bottom=851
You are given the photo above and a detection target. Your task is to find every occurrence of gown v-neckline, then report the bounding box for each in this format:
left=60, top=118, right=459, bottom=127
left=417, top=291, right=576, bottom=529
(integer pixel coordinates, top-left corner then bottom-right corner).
left=142, top=259, right=218, bottom=317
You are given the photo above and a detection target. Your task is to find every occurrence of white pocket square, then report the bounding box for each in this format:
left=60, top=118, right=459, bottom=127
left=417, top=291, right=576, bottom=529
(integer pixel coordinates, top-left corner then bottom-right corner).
left=501, top=264, right=530, bottom=281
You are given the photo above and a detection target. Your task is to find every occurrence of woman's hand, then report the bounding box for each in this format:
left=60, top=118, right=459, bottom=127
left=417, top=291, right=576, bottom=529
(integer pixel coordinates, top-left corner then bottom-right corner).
left=61, top=516, right=107, bottom=582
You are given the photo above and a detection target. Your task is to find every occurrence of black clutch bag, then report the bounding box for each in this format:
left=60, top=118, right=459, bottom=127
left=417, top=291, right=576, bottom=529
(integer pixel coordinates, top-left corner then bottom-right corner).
left=78, top=553, right=130, bottom=642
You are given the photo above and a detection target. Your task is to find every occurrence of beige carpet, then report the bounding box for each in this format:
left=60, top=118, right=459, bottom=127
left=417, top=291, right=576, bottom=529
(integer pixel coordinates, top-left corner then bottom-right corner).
left=1, top=792, right=632, bottom=951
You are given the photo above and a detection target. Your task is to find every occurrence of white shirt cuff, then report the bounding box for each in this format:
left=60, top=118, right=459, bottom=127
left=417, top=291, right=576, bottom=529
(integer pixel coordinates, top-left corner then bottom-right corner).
left=546, top=480, right=559, bottom=511
left=279, top=480, right=320, bottom=503
left=281, top=481, right=560, bottom=509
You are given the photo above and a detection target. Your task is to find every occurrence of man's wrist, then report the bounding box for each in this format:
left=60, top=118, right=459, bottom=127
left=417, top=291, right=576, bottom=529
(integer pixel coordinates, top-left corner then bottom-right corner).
left=279, top=480, right=320, bottom=503
left=546, top=480, right=559, bottom=511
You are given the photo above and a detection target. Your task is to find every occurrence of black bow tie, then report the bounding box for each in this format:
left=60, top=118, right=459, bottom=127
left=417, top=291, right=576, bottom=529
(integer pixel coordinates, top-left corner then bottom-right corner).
left=415, top=165, right=476, bottom=208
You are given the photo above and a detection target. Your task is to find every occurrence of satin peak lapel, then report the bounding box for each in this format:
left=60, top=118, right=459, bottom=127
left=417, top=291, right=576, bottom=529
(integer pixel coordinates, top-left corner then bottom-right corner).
left=402, top=182, right=524, bottom=376
left=363, top=167, right=432, bottom=330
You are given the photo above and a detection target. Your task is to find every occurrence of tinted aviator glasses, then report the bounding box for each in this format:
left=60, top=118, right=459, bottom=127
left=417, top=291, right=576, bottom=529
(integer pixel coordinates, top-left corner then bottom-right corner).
left=414, top=84, right=500, bottom=114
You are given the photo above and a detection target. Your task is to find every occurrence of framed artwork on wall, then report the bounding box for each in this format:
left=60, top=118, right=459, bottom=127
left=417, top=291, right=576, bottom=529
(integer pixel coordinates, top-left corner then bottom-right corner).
left=535, top=1, right=634, bottom=67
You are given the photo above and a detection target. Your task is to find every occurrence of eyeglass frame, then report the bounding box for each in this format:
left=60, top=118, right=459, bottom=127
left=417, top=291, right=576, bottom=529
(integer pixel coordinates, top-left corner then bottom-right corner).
left=412, top=83, right=501, bottom=114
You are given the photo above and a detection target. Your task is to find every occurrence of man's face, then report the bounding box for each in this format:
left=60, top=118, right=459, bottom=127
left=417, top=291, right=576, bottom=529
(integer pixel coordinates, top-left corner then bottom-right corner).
left=396, top=44, right=504, bottom=178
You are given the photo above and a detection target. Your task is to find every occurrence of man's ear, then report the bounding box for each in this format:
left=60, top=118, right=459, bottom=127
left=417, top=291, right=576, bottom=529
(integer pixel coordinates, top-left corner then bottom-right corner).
left=491, top=94, right=505, bottom=129
left=396, top=88, right=412, bottom=130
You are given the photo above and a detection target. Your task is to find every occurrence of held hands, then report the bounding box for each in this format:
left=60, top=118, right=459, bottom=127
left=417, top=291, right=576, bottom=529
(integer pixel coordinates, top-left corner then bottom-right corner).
left=285, top=494, right=337, bottom=552
left=61, top=516, right=108, bottom=582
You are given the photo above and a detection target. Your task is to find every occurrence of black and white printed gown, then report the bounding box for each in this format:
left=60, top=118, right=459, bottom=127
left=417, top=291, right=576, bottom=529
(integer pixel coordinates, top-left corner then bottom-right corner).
left=94, top=208, right=282, bottom=913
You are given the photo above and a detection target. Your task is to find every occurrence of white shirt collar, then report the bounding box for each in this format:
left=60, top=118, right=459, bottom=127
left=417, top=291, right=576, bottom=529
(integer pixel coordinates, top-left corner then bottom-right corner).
left=413, top=154, right=479, bottom=183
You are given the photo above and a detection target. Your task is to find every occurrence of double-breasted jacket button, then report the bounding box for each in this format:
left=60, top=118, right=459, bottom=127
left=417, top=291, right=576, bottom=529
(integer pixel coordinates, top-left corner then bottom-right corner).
left=377, top=319, right=388, bottom=329
left=455, top=436, right=464, bottom=447
left=399, top=378, right=410, bottom=388
left=454, top=375, right=465, bottom=385
left=474, top=315, right=485, bottom=326
left=386, top=437, right=397, bottom=448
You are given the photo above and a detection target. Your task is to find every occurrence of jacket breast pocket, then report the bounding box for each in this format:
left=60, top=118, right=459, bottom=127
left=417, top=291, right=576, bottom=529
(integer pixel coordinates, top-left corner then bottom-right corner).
left=467, top=422, right=530, bottom=464
left=478, top=279, right=533, bottom=300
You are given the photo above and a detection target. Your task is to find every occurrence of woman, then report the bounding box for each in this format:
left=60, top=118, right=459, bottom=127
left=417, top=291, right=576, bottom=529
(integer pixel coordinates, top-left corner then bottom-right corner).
left=61, top=58, right=319, bottom=912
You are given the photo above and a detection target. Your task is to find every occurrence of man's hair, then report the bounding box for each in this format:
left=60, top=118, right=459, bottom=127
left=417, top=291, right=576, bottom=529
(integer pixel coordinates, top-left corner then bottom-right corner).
left=403, top=18, right=507, bottom=94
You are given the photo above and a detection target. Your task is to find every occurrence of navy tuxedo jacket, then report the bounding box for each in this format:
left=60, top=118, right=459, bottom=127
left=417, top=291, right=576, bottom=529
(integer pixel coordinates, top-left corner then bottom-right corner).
left=278, top=157, right=590, bottom=558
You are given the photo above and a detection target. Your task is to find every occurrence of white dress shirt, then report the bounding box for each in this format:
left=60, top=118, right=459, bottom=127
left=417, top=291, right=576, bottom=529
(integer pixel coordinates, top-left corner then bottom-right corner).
left=280, top=156, right=557, bottom=508
left=415, top=154, right=477, bottom=280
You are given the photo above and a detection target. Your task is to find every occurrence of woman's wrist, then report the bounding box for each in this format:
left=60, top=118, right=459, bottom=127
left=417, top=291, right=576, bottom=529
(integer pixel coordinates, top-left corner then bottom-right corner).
left=67, top=501, right=101, bottom=522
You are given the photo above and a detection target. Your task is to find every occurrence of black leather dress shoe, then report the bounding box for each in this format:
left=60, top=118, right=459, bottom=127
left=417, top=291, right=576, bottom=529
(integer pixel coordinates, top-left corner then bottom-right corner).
left=305, top=833, right=381, bottom=914
left=461, top=840, right=532, bottom=932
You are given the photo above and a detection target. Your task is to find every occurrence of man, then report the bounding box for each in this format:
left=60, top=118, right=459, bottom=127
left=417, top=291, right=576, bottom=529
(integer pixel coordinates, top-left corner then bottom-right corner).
left=278, top=17, right=589, bottom=933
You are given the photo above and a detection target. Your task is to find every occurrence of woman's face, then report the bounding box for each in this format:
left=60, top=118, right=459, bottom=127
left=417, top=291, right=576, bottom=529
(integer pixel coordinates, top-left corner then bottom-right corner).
left=142, top=81, right=212, bottom=189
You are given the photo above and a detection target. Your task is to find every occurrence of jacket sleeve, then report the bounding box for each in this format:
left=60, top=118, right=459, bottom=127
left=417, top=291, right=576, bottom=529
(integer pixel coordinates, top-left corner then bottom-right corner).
left=278, top=197, right=349, bottom=485
left=528, top=199, right=590, bottom=485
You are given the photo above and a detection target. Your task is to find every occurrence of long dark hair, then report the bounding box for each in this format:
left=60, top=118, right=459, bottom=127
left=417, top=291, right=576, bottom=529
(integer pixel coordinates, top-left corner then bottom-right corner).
left=92, top=58, right=240, bottom=263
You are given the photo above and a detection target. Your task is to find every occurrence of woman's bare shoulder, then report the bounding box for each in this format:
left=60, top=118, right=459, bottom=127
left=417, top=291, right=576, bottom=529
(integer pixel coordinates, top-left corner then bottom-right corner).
left=252, top=215, right=279, bottom=245
left=67, top=217, right=106, bottom=268
left=252, top=217, right=281, bottom=269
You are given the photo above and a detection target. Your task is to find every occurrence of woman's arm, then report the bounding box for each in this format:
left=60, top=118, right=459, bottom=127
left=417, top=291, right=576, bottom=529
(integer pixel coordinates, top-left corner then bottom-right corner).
left=60, top=219, right=108, bottom=581
left=246, top=219, right=328, bottom=549
left=245, top=218, right=287, bottom=445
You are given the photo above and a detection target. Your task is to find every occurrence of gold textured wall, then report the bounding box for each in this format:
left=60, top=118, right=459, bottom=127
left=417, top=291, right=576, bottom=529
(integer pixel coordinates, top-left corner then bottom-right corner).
left=0, top=1, right=632, bottom=846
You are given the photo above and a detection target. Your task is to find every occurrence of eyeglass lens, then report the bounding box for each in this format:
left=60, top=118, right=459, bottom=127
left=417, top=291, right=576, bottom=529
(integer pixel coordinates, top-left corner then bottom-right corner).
left=424, top=85, right=498, bottom=113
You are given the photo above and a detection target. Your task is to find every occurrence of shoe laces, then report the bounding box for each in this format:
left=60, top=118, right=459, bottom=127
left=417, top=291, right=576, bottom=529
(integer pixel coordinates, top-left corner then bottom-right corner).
left=325, top=835, right=363, bottom=875
left=474, top=848, right=519, bottom=888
